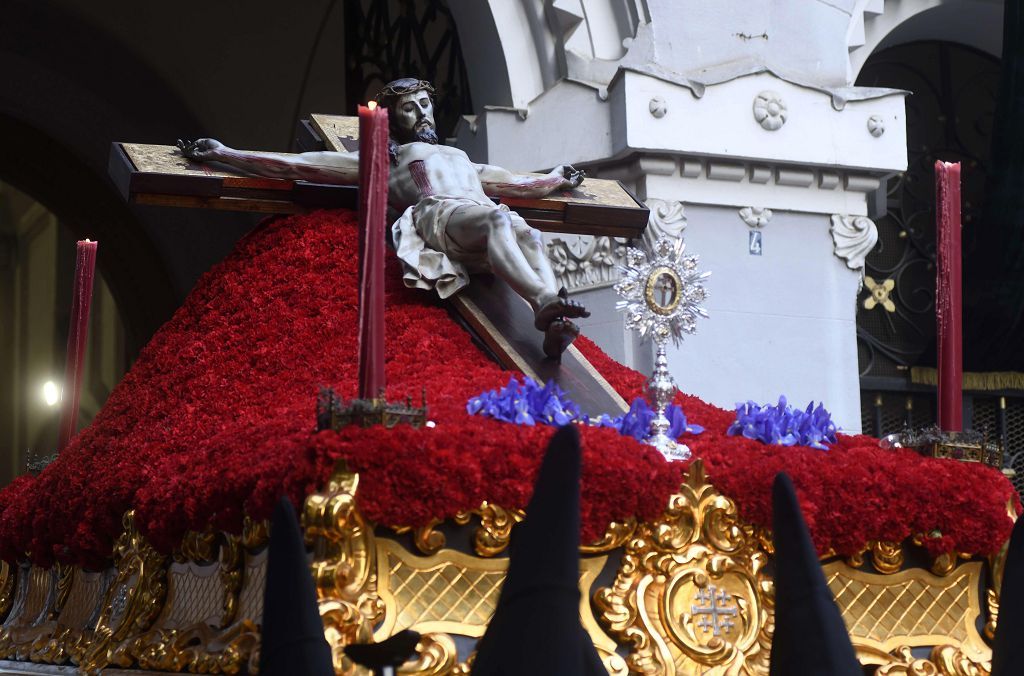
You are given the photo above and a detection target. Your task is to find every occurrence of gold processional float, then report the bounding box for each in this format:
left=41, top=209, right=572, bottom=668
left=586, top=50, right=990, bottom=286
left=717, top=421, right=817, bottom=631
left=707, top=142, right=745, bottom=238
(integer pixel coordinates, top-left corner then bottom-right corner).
left=0, top=458, right=1007, bottom=676
left=0, top=234, right=1011, bottom=676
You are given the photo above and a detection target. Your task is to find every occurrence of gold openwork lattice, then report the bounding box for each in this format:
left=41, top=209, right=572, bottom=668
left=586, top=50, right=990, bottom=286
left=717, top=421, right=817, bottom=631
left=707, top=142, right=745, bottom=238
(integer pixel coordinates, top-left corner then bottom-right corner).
left=56, top=570, right=109, bottom=631
left=234, top=550, right=267, bottom=625
left=155, top=561, right=226, bottom=630
left=825, top=561, right=989, bottom=663
left=376, top=543, right=505, bottom=638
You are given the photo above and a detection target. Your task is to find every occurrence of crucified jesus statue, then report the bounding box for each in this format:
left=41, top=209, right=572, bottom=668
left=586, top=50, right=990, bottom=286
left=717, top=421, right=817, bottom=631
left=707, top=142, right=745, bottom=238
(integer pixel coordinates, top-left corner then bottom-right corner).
left=178, top=77, right=589, bottom=358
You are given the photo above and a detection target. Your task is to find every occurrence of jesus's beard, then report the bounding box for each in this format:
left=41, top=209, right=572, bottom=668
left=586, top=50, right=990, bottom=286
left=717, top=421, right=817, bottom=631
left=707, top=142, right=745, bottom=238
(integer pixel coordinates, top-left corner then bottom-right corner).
left=413, top=124, right=439, bottom=145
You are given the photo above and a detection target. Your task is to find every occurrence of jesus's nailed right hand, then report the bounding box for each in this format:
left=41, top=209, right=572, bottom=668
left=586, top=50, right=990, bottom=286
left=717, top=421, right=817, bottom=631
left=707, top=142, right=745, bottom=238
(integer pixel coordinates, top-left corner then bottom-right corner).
left=177, top=138, right=224, bottom=162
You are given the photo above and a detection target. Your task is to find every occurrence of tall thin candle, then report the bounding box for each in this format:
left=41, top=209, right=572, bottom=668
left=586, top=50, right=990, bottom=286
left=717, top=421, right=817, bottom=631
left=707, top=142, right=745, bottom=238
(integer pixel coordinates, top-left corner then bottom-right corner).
left=57, top=239, right=98, bottom=451
left=935, top=160, right=963, bottom=432
left=357, top=102, right=390, bottom=400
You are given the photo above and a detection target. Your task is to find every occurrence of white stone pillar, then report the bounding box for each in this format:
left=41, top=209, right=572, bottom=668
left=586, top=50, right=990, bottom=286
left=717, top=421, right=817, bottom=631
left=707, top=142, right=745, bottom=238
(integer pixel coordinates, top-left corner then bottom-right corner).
left=449, top=2, right=910, bottom=433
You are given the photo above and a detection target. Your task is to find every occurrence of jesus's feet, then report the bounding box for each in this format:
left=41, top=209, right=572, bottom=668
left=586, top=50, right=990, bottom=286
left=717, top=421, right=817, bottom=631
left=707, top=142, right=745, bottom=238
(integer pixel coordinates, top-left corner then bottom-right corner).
left=543, top=319, right=580, bottom=359
left=534, top=288, right=590, bottom=331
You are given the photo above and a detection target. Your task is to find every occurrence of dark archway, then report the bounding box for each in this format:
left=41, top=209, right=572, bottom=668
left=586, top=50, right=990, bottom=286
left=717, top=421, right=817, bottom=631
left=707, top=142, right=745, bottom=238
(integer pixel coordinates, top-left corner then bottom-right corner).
left=0, top=1, right=261, bottom=354
left=0, top=112, right=174, bottom=356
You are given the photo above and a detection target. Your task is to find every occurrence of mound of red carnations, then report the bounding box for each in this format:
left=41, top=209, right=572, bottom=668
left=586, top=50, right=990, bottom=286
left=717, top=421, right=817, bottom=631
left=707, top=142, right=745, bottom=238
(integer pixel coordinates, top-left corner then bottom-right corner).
left=0, top=209, right=1015, bottom=569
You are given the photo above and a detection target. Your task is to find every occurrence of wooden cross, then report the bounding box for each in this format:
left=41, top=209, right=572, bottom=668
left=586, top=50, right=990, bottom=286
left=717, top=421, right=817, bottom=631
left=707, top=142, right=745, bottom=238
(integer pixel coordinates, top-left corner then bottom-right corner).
left=109, top=119, right=647, bottom=416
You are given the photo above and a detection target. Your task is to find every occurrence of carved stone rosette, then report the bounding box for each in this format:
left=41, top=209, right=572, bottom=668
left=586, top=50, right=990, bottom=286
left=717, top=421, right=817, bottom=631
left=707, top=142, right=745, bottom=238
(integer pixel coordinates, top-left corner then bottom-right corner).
left=595, top=460, right=773, bottom=674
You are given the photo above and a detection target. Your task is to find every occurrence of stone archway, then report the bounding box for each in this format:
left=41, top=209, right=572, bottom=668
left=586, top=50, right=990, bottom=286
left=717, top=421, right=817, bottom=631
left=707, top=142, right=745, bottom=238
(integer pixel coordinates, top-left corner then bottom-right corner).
left=851, top=0, right=1004, bottom=80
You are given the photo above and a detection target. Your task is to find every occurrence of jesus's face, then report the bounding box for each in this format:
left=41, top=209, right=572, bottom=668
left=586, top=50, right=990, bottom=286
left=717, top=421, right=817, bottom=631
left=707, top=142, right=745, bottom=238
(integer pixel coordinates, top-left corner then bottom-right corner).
left=391, top=90, right=438, bottom=145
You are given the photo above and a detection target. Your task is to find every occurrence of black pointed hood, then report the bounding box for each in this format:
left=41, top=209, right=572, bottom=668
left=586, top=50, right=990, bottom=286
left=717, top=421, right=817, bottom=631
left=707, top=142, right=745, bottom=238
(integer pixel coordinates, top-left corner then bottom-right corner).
left=769, top=473, right=861, bottom=676
left=259, top=497, right=334, bottom=676
left=344, top=629, right=421, bottom=675
left=991, top=516, right=1024, bottom=675
left=471, top=425, right=605, bottom=675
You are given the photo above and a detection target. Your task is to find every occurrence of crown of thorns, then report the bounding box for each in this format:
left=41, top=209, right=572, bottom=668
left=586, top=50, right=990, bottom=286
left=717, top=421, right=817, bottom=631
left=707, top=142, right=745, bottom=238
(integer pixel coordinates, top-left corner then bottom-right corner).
left=374, top=79, right=436, bottom=109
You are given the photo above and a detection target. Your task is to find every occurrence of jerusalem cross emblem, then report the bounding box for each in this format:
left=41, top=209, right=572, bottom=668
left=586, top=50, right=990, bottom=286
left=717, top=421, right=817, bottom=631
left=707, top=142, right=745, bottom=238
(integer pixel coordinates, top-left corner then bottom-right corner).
left=690, top=584, right=739, bottom=636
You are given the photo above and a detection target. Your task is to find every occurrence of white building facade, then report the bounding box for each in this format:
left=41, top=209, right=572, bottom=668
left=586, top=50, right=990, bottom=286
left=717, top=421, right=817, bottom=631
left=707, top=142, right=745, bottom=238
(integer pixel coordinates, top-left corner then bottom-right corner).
left=437, top=0, right=1004, bottom=432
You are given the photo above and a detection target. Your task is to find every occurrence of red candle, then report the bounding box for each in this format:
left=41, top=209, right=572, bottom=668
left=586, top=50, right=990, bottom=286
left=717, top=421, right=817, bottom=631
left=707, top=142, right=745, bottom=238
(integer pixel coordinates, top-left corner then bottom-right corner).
left=57, top=239, right=98, bottom=451
left=357, top=102, right=390, bottom=400
left=935, top=161, right=963, bottom=432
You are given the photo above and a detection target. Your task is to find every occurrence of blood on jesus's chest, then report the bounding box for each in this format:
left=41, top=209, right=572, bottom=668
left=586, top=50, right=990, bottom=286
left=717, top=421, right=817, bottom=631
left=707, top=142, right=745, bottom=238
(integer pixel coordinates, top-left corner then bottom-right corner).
left=397, top=154, right=483, bottom=201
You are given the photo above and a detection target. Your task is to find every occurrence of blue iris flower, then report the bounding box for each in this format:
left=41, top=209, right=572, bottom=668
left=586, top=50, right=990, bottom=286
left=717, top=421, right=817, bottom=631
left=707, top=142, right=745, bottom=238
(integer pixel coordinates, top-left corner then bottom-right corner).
left=467, top=377, right=703, bottom=443
left=726, top=396, right=836, bottom=450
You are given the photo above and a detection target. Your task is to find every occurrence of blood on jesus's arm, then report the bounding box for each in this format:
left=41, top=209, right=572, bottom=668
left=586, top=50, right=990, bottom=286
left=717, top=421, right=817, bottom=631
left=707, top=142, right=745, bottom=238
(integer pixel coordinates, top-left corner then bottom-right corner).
left=178, top=139, right=359, bottom=185
left=476, top=163, right=584, bottom=198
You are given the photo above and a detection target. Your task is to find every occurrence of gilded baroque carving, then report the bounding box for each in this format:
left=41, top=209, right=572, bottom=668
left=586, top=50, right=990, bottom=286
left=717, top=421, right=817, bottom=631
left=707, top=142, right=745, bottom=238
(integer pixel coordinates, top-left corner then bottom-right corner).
left=581, top=518, right=638, bottom=554
left=594, top=460, right=774, bottom=675
left=547, top=234, right=627, bottom=291
left=304, top=460, right=383, bottom=675
left=104, top=529, right=259, bottom=674
left=398, top=632, right=461, bottom=674
left=219, top=534, right=243, bottom=628
left=0, top=562, right=15, bottom=623
left=831, top=214, right=879, bottom=273
left=241, top=515, right=270, bottom=550
left=984, top=500, right=1016, bottom=641
left=394, top=519, right=447, bottom=556
left=79, top=510, right=167, bottom=673
left=176, top=529, right=220, bottom=564
left=449, top=503, right=634, bottom=557
left=876, top=645, right=990, bottom=675
left=870, top=541, right=905, bottom=574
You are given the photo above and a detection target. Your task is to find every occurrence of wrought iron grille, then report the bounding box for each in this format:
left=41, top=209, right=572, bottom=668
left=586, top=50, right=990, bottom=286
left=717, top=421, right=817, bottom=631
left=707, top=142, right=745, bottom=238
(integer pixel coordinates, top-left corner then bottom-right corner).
left=344, top=0, right=473, bottom=140
left=855, top=42, right=1000, bottom=379
left=855, top=43, right=1024, bottom=485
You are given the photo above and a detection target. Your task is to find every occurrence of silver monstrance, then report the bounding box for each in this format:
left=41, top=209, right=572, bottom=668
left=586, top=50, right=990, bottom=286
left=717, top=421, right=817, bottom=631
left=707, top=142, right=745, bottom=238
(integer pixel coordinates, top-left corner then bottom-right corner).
left=614, top=236, right=710, bottom=460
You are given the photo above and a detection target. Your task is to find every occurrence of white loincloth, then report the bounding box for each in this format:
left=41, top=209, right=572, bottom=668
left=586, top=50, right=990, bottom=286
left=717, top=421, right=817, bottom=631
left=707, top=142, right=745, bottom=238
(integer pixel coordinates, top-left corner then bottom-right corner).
left=391, top=195, right=512, bottom=299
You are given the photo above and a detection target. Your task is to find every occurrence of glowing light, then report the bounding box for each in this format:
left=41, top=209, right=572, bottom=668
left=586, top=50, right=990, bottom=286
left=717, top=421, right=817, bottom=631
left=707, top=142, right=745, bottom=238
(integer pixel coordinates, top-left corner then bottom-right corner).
left=42, top=381, right=60, bottom=407
left=367, top=101, right=377, bottom=111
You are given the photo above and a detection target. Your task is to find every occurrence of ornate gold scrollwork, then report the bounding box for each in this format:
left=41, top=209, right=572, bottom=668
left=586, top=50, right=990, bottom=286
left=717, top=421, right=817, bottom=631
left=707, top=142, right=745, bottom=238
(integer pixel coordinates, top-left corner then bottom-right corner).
left=28, top=568, right=113, bottom=667
left=305, top=460, right=383, bottom=675
left=984, top=499, right=1016, bottom=641
left=870, top=541, right=905, bottom=575
left=447, top=502, right=634, bottom=558
left=176, top=529, right=220, bottom=565
left=394, top=519, right=447, bottom=556
left=219, top=534, right=243, bottom=628
left=465, top=502, right=524, bottom=558
left=105, top=529, right=260, bottom=674
left=875, top=645, right=991, bottom=675
left=595, top=460, right=773, bottom=675
left=582, top=518, right=638, bottom=554
left=77, top=510, right=167, bottom=673
left=0, top=562, right=15, bottom=623
left=241, top=515, right=270, bottom=551
left=0, top=565, right=57, bottom=661
left=397, top=632, right=460, bottom=674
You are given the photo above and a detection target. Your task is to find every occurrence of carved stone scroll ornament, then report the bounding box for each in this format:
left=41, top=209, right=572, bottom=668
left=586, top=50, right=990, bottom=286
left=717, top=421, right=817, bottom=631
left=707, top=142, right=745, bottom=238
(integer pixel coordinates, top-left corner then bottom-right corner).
left=546, top=235, right=627, bottom=292
left=594, top=460, right=774, bottom=674
left=739, top=207, right=772, bottom=229
left=830, top=214, right=879, bottom=274
left=642, top=198, right=687, bottom=255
